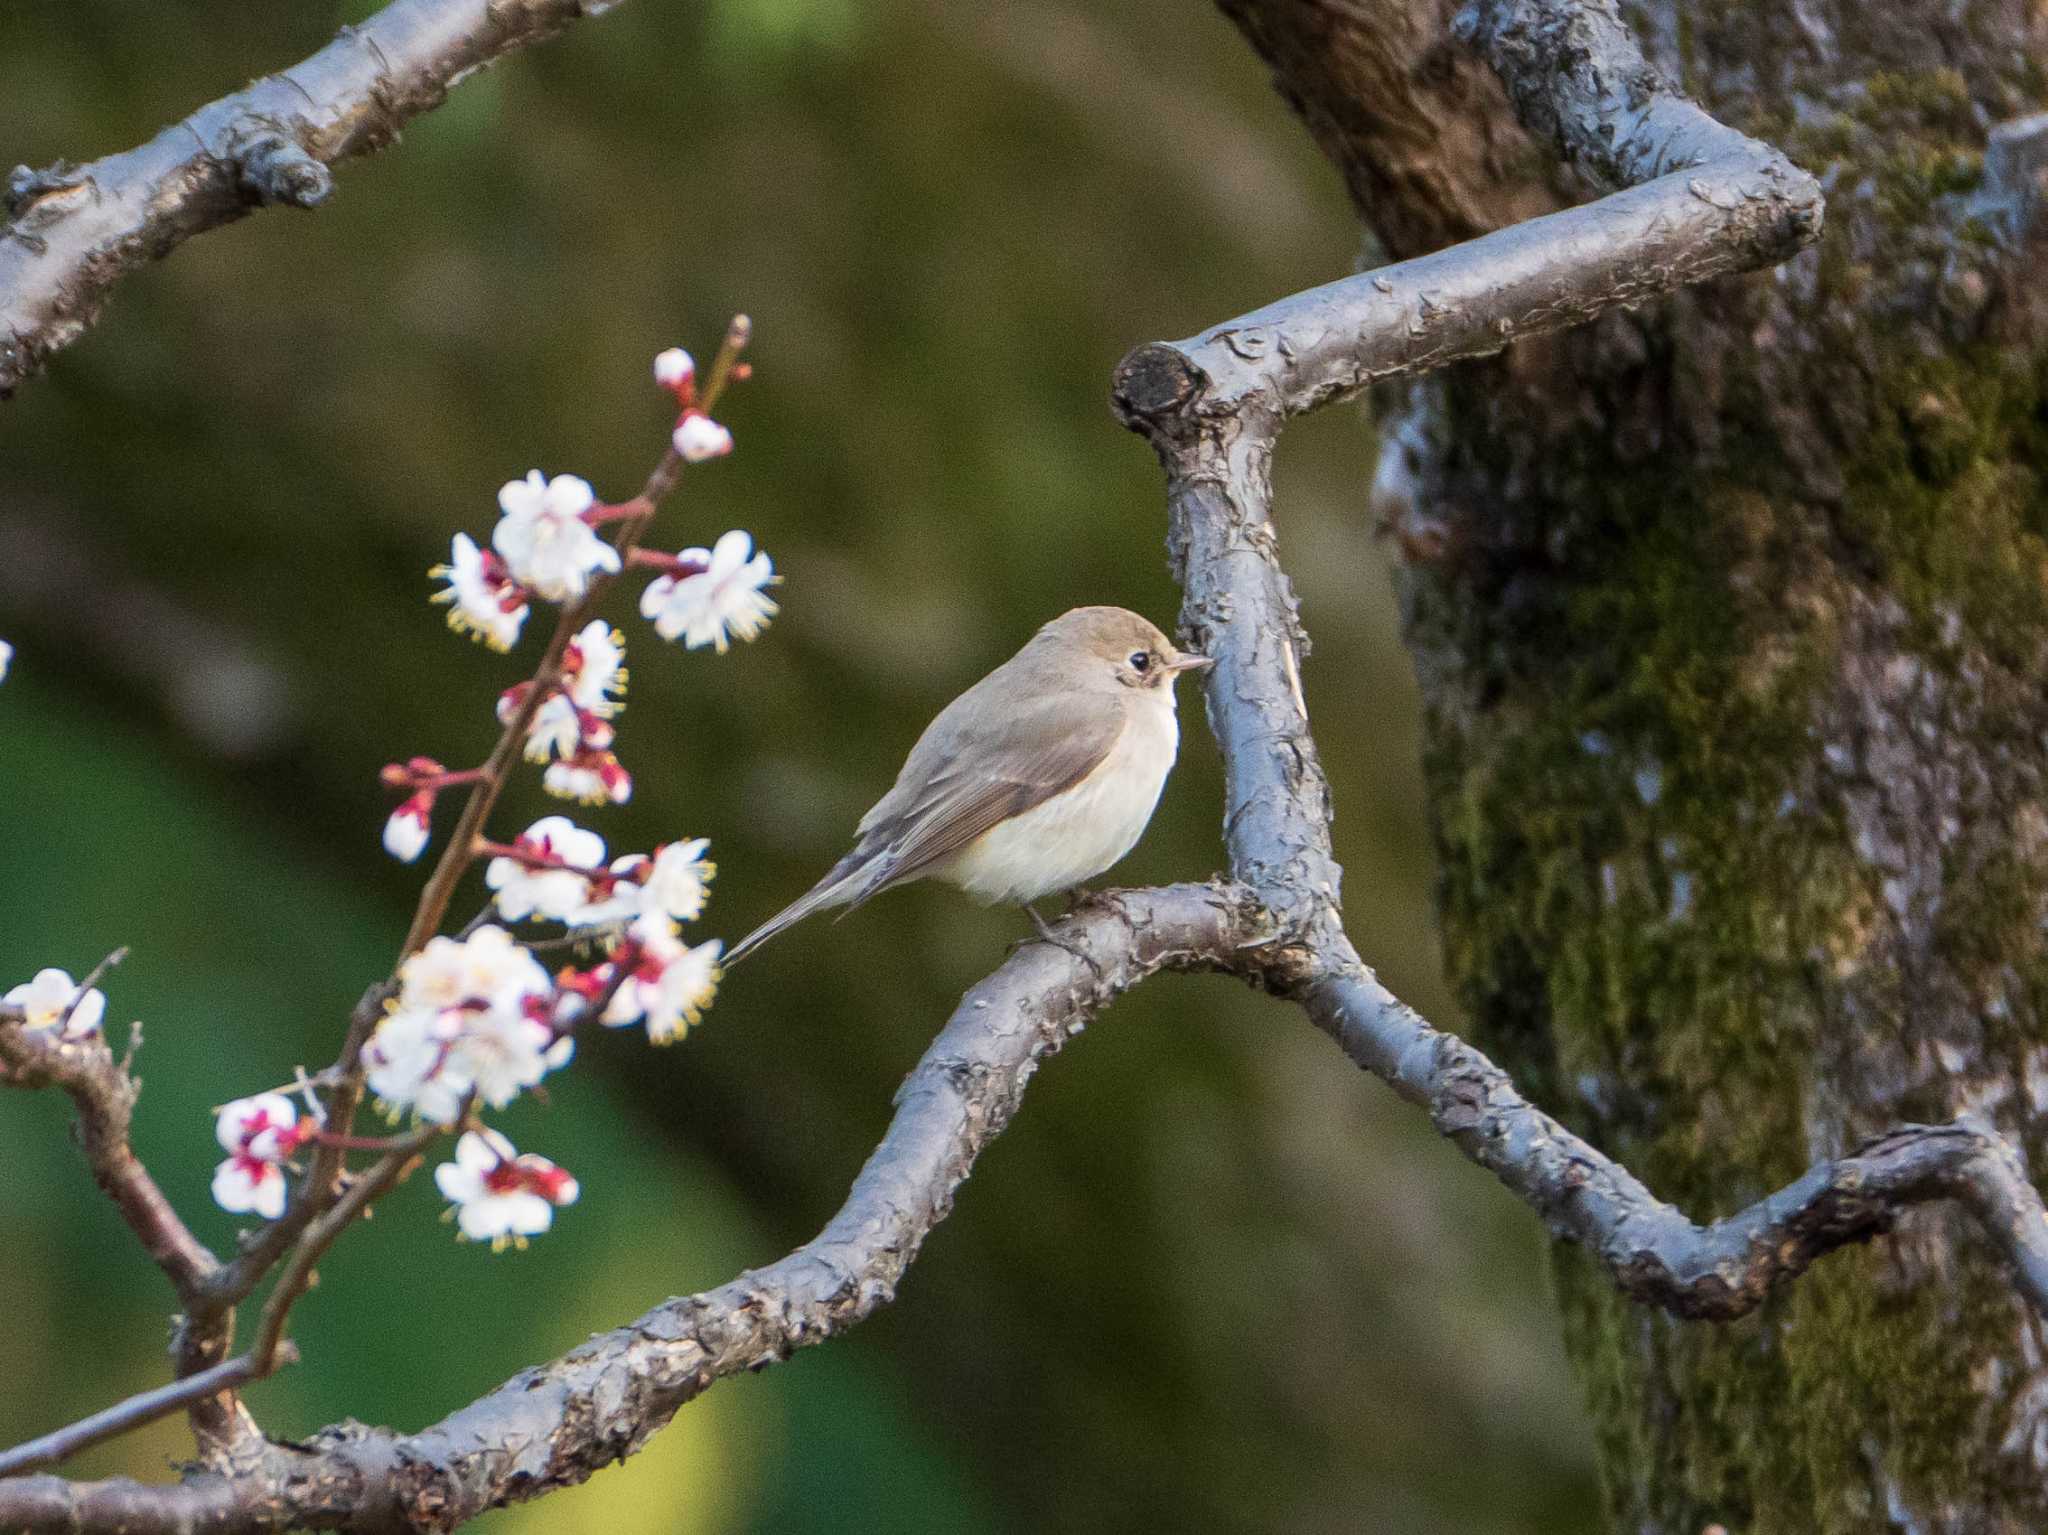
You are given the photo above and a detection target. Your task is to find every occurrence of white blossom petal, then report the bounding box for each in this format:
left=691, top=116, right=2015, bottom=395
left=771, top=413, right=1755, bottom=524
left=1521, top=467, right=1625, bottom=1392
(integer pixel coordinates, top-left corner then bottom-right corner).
left=653, top=348, right=695, bottom=387
left=436, top=1131, right=576, bottom=1249
left=383, top=798, right=432, bottom=862
left=492, top=472, right=619, bottom=603
left=4, top=968, right=107, bottom=1039
left=672, top=414, right=734, bottom=463
left=638, top=530, right=778, bottom=652
left=431, top=533, right=528, bottom=651
left=213, top=1157, right=288, bottom=1219
left=643, top=839, right=714, bottom=923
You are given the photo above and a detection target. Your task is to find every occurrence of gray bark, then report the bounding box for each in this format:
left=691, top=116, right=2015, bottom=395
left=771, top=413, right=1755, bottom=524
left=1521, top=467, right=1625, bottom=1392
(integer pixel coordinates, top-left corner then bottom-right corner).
left=1218, top=0, right=2048, bottom=1527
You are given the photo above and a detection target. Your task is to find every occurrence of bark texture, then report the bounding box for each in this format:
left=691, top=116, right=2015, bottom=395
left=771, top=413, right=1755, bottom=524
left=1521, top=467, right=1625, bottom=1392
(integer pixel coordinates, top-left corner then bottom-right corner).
left=1222, top=0, right=2048, bottom=1528
left=0, top=0, right=625, bottom=397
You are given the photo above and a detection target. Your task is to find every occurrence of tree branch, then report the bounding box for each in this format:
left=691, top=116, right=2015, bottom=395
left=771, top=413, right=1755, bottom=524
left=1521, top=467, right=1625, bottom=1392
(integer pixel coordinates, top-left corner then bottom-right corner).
left=13, top=0, right=2046, bottom=1526
left=1112, top=0, right=1821, bottom=426
left=0, top=1351, right=291, bottom=1482
left=0, top=884, right=1255, bottom=1532
left=0, top=0, right=629, bottom=398
left=1299, top=961, right=2048, bottom=1320
left=246, top=1121, right=450, bottom=1376
left=1109, top=0, right=2048, bottom=1341
left=0, top=1015, right=219, bottom=1299
left=1118, top=287, right=2048, bottom=1331
left=0, top=990, right=259, bottom=1460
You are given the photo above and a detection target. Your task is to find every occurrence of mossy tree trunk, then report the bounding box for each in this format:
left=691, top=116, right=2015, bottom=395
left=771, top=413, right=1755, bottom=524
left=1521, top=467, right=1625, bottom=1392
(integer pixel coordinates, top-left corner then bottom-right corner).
left=1222, top=0, right=2048, bottom=1527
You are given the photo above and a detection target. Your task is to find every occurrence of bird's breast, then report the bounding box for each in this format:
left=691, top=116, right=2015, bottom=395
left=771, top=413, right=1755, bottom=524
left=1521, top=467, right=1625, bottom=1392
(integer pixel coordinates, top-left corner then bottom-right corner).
left=936, top=698, right=1179, bottom=905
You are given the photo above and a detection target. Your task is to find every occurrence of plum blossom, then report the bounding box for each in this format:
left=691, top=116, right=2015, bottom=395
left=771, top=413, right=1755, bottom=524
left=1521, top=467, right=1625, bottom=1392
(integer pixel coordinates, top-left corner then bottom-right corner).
left=504, top=689, right=609, bottom=764
left=601, top=914, right=721, bottom=1044
left=567, top=854, right=654, bottom=928
left=396, top=925, right=551, bottom=1015
left=431, top=532, right=529, bottom=651
left=366, top=927, right=568, bottom=1122
left=564, top=621, right=627, bottom=715
left=563, top=839, right=712, bottom=929
left=212, top=1093, right=307, bottom=1220
left=434, top=1129, right=579, bottom=1250
left=492, top=471, right=620, bottom=603
left=653, top=348, right=695, bottom=389
left=639, top=530, right=778, bottom=652
left=4, top=967, right=107, bottom=1039
left=641, top=839, right=714, bottom=922
left=0, top=639, right=12, bottom=682
left=384, top=792, right=434, bottom=863
left=485, top=816, right=607, bottom=921
left=543, top=750, right=633, bottom=806
left=673, top=412, right=734, bottom=463
left=498, top=623, right=626, bottom=766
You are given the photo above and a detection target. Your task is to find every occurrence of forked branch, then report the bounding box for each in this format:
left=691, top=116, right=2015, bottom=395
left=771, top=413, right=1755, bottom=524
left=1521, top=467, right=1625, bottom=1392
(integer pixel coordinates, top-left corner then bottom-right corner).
left=11, top=0, right=2046, bottom=1531
left=0, top=885, right=1253, bottom=1532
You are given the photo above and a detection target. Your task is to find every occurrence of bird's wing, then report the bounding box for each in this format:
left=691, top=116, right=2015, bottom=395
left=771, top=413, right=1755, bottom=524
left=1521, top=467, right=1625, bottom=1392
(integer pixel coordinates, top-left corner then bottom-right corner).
left=850, top=688, right=1128, bottom=898
left=723, top=684, right=1125, bottom=967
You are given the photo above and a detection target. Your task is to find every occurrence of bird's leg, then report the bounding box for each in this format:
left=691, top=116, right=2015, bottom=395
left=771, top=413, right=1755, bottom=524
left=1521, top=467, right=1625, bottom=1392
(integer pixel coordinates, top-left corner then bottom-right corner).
left=1019, top=902, right=1105, bottom=980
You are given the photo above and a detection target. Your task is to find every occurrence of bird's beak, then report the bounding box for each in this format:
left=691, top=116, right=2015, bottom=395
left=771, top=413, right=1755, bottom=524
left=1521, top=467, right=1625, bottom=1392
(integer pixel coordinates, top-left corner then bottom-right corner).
left=1165, top=653, right=1214, bottom=674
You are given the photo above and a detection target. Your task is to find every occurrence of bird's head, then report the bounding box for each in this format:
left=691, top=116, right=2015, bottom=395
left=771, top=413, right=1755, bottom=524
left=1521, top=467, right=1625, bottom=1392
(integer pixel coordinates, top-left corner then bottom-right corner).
left=1036, top=606, right=1213, bottom=695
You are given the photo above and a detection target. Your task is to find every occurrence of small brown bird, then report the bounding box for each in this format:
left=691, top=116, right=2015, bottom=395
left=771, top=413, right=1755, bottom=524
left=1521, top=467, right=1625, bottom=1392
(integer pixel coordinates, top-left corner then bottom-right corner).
left=726, top=606, right=1210, bottom=963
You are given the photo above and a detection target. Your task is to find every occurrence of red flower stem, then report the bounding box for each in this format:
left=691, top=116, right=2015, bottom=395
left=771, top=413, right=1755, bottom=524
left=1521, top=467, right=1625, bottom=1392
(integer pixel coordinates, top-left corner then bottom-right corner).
left=472, top=840, right=612, bottom=880
left=417, top=768, right=489, bottom=791
left=625, top=548, right=708, bottom=575
left=308, top=1130, right=420, bottom=1152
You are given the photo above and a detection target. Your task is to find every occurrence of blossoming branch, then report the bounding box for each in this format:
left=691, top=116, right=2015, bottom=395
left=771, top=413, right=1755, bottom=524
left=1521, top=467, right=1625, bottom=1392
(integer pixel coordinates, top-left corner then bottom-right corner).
left=0, top=317, right=780, bottom=1477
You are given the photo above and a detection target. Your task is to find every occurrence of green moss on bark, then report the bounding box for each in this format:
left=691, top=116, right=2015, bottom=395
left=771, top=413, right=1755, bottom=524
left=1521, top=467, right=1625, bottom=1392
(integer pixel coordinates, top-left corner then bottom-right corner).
left=1409, top=52, right=2048, bottom=1524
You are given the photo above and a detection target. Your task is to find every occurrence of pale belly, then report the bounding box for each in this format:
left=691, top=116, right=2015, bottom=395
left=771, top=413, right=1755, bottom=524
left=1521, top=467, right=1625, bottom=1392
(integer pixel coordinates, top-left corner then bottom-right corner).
left=935, top=700, right=1178, bottom=905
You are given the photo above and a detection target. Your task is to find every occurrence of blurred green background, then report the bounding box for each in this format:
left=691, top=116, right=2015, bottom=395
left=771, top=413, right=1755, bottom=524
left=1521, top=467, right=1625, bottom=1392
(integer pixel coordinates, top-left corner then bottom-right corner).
left=0, top=2, right=1596, bottom=1530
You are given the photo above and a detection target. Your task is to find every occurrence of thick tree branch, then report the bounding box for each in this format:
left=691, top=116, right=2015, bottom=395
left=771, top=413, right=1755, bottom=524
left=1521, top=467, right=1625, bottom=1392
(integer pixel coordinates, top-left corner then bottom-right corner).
left=14, top=0, right=2046, bottom=1526
left=1462, top=0, right=1769, bottom=193
left=1109, top=0, right=2048, bottom=1342
left=1115, top=0, right=1820, bottom=425
left=0, top=0, right=628, bottom=397
left=0, top=884, right=1256, bottom=1532
left=1300, top=962, right=2048, bottom=1320
left=1116, top=285, right=2048, bottom=1330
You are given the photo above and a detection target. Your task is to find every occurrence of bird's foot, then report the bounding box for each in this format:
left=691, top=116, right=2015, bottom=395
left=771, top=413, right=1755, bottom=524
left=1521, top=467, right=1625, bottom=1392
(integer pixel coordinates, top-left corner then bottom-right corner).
left=1019, top=902, right=1105, bottom=980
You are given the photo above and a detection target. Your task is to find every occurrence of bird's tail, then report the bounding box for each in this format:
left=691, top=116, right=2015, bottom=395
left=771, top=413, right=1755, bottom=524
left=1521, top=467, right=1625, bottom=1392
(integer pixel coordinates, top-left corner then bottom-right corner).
left=721, top=856, right=873, bottom=967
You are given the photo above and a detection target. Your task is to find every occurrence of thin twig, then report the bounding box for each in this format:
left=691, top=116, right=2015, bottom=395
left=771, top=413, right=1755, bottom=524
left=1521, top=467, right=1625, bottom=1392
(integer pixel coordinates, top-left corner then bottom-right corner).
left=0, top=1003, right=218, bottom=1298
left=0, top=1351, right=290, bottom=1480
left=58, top=947, right=127, bottom=1033
left=248, top=1119, right=449, bottom=1374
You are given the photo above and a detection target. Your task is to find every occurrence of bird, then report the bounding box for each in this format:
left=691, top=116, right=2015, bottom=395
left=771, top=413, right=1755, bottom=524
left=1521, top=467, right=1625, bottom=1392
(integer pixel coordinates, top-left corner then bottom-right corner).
left=724, top=606, right=1211, bottom=964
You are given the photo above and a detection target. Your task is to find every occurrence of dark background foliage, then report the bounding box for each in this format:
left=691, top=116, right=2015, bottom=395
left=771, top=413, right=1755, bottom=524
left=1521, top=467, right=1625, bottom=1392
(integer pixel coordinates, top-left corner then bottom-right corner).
left=0, top=2, right=1595, bottom=1529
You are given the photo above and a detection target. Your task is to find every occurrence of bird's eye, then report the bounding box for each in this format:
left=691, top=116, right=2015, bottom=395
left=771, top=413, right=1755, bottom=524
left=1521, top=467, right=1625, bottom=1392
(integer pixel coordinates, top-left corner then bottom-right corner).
left=1129, top=650, right=1152, bottom=673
